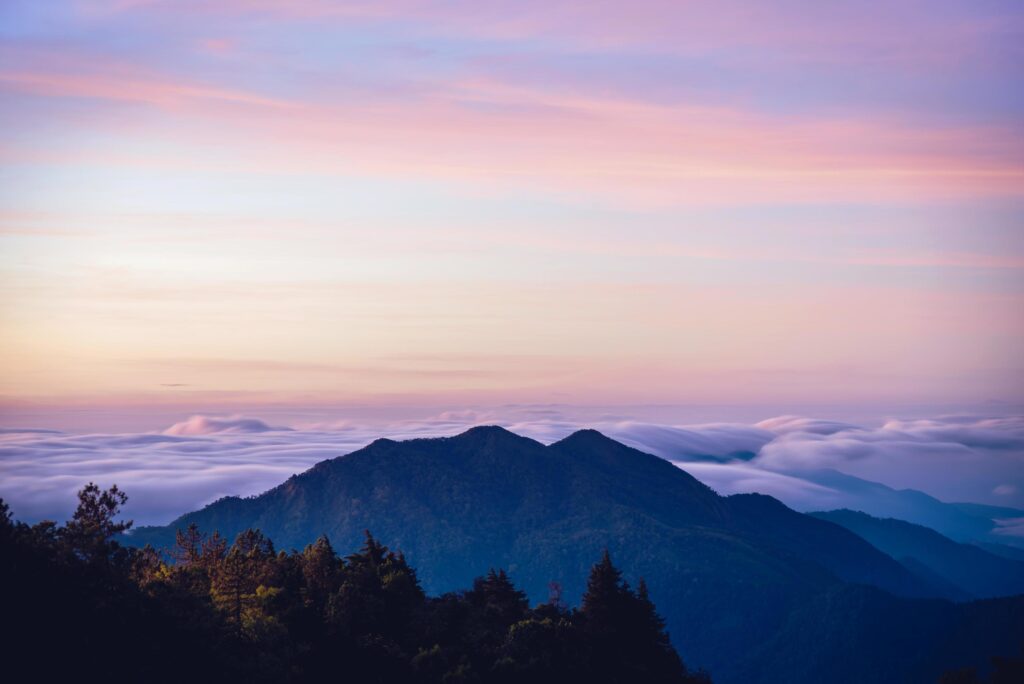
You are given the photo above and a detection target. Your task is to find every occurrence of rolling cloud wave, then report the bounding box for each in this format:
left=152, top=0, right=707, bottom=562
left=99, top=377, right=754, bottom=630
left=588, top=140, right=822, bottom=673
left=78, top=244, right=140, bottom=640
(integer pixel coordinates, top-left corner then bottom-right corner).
left=1, top=412, right=1022, bottom=537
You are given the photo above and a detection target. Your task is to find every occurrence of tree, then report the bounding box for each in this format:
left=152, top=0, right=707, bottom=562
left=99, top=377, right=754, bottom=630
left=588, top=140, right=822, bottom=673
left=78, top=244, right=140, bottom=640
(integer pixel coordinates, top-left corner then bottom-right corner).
left=211, top=529, right=276, bottom=637
left=635, top=578, right=671, bottom=649
left=991, top=642, right=1024, bottom=684
left=581, top=549, right=627, bottom=635
left=579, top=551, right=699, bottom=683
left=301, top=535, right=342, bottom=611
left=939, top=668, right=982, bottom=684
left=0, top=498, right=13, bottom=545
left=468, top=568, right=528, bottom=626
left=330, top=530, right=424, bottom=639
left=173, top=522, right=205, bottom=566
left=131, top=544, right=166, bottom=586
left=61, top=482, right=132, bottom=564
left=201, top=530, right=228, bottom=570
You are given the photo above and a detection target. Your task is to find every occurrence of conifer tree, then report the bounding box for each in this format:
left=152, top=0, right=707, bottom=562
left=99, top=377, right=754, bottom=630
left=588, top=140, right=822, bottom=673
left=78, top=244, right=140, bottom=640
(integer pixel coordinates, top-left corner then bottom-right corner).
left=636, top=578, right=671, bottom=648
left=301, top=535, right=341, bottom=610
left=469, top=568, right=528, bottom=625
left=173, top=522, right=204, bottom=566
left=582, top=549, right=627, bottom=636
left=61, top=482, right=132, bottom=564
left=211, top=529, right=275, bottom=637
left=201, top=530, right=227, bottom=570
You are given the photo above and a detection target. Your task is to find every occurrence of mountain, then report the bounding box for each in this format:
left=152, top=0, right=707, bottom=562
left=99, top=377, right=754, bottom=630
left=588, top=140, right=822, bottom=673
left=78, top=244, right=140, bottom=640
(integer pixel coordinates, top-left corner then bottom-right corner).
left=128, top=427, right=1024, bottom=684
left=809, top=509, right=1024, bottom=600
left=788, top=469, right=1024, bottom=549
left=951, top=502, right=1024, bottom=520
left=974, top=541, right=1024, bottom=562
left=726, top=587, right=1024, bottom=684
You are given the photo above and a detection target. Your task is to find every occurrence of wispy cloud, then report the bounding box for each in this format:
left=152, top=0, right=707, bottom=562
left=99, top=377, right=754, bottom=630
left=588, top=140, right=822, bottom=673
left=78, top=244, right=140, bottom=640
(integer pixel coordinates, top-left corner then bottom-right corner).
left=0, top=70, right=294, bottom=109
left=76, top=0, right=1019, bottom=73
left=163, top=414, right=292, bottom=435
left=2, top=411, right=1022, bottom=531
left=2, top=42, right=1020, bottom=206
left=1, top=1, right=1022, bottom=411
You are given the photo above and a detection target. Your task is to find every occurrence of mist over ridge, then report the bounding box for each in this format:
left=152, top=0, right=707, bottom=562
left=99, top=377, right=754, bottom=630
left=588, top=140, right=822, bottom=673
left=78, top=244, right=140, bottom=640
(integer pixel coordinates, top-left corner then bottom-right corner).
left=3, top=408, right=1022, bottom=547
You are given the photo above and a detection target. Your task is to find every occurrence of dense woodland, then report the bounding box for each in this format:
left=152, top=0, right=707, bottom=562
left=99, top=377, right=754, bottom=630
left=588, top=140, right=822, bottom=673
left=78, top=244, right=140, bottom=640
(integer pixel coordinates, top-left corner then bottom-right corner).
left=4, top=483, right=1023, bottom=683
left=1, top=484, right=709, bottom=683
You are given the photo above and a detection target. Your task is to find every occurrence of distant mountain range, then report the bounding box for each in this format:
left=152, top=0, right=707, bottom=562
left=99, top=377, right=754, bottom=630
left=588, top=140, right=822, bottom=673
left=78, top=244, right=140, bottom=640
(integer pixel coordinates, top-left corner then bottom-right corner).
left=780, top=468, right=1024, bottom=550
left=128, top=427, right=1024, bottom=684
left=811, top=509, right=1024, bottom=600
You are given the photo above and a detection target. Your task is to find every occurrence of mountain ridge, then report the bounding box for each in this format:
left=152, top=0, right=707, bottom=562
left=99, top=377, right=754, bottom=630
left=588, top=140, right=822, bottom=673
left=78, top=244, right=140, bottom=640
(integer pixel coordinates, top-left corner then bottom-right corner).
left=126, top=426, right=1024, bottom=684
left=810, top=509, right=1024, bottom=599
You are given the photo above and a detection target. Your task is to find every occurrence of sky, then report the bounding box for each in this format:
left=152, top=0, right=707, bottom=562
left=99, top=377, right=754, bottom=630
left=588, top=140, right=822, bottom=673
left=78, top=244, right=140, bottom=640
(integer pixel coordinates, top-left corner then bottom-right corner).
left=0, top=0, right=1022, bottom=421
left=0, top=2, right=1023, bottom=533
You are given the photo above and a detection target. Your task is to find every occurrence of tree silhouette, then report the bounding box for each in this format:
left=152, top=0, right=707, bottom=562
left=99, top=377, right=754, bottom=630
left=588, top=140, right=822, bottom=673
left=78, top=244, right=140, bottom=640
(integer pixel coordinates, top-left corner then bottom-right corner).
left=61, top=482, right=132, bottom=564
left=3, top=486, right=720, bottom=683
left=173, top=522, right=205, bottom=566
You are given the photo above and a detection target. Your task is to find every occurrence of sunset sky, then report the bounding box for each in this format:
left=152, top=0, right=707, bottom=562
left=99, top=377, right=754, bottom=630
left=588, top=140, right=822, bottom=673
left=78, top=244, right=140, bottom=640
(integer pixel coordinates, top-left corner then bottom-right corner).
left=2, top=1, right=1023, bottom=426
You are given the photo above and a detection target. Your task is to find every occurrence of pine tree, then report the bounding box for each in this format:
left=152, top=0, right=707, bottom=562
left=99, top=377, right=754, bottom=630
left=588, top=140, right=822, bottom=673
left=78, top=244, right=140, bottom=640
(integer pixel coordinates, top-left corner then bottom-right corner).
left=211, top=529, right=275, bottom=637
left=131, top=544, right=166, bottom=586
left=349, top=529, right=387, bottom=568
left=939, top=669, right=982, bottom=684
left=469, top=568, right=528, bottom=626
left=60, top=482, right=132, bottom=564
left=636, top=578, right=671, bottom=648
left=581, top=549, right=627, bottom=636
left=579, top=551, right=699, bottom=683
left=200, top=530, right=227, bottom=570
left=301, top=535, right=341, bottom=610
left=991, top=642, right=1024, bottom=684
left=0, top=499, right=13, bottom=546
left=173, top=522, right=205, bottom=566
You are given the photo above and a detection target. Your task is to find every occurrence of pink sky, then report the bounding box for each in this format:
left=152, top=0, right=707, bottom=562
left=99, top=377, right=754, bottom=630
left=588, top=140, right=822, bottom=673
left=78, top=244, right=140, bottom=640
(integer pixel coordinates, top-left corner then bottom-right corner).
left=1, top=0, right=1022, bottom=420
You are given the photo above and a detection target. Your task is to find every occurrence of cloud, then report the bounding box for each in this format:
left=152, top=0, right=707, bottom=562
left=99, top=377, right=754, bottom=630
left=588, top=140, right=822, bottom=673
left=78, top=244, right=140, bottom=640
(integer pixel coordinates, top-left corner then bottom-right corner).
left=878, top=418, right=1024, bottom=450
left=754, top=415, right=861, bottom=436
left=674, top=461, right=842, bottom=508
left=750, top=416, right=1024, bottom=508
left=993, top=518, right=1024, bottom=539
left=2, top=411, right=1022, bottom=535
left=82, top=0, right=1009, bottom=74
left=0, top=424, right=354, bottom=525
left=163, top=415, right=292, bottom=436
left=598, top=422, right=774, bottom=462
left=5, top=46, right=1020, bottom=207
left=0, top=69, right=293, bottom=110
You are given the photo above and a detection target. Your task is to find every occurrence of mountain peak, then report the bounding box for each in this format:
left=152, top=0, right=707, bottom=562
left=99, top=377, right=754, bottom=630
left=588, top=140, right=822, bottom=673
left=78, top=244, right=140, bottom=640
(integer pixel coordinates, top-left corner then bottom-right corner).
left=445, top=424, right=544, bottom=451
left=458, top=424, right=517, bottom=438
left=449, top=424, right=532, bottom=444
left=553, top=428, right=618, bottom=447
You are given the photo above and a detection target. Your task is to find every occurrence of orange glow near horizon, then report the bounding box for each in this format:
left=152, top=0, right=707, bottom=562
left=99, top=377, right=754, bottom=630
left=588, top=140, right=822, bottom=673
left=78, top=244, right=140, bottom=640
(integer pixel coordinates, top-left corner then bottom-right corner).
left=1, top=0, right=1022, bottom=412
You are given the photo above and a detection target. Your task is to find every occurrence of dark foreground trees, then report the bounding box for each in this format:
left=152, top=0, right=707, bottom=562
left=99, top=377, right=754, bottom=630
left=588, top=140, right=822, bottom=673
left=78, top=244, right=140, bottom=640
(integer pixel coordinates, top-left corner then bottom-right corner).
left=0, top=486, right=709, bottom=683
left=938, top=647, right=1024, bottom=684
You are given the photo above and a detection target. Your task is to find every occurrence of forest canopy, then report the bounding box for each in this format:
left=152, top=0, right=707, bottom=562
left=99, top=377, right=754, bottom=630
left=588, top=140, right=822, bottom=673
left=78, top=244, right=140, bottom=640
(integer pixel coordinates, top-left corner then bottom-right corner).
left=0, top=484, right=709, bottom=683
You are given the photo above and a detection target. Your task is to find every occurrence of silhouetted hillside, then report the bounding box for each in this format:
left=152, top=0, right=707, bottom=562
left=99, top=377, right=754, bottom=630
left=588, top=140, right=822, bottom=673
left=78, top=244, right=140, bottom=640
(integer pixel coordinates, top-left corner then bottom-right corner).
left=811, top=509, right=1024, bottom=599
left=126, top=427, right=1024, bottom=683
left=1, top=489, right=708, bottom=683
left=792, top=470, right=1024, bottom=549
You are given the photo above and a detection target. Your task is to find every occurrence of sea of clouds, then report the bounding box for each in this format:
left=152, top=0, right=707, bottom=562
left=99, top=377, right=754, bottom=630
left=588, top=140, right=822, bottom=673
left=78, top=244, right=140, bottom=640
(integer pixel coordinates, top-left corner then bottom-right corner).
left=2, top=410, right=1022, bottom=536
